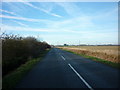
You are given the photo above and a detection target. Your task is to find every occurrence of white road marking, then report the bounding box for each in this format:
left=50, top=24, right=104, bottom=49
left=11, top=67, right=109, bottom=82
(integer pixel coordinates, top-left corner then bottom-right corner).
left=61, top=56, right=66, bottom=60
left=68, top=64, right=94, bottom=90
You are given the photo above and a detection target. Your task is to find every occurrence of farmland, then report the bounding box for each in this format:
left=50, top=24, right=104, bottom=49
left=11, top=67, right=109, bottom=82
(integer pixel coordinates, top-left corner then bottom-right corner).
left=58, top=46, right=120, bottom=63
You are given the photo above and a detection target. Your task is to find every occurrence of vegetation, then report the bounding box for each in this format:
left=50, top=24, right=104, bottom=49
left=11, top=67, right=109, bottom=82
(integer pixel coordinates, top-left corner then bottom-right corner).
left=1, top=32, right=51, bottom=76
left=58, top=46, right=119, bottom=63
left=2, top=49, right=50, bottom=90
left=58, top=46, right=120, bottom=68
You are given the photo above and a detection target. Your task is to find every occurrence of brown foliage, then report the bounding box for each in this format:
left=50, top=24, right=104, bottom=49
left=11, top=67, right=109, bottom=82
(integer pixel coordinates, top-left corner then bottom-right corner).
left=1, top=33, right=51, bottom=76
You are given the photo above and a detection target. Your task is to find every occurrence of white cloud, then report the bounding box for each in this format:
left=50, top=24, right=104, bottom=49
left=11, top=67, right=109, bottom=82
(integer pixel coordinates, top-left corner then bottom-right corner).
left=1, top=24, right=57, bottom=32
left=1, top=2, right=118, bottom=45
left=56, top=2, right=82, bottom=17
left=0, top=9, right=18, bottom=16
left=12, top=20, right=29, bottom=27
left=49, top=13, right=62, bottom=18
left=1, top=2, right=62, bottom=18
left=1, top=23, right=95, bottom=34
left=20, top=1, right=62, bottom=18
left=1, top=13, right=94, bottom=31
left=38, top=29, right=118, bottom=45
left=93, top=7, right=118, bottom=20
left=47, top=16, right=94, bottom=30
left=0, top=14, right=46, bottom=22
left=1, top=6, right=117, bottom=33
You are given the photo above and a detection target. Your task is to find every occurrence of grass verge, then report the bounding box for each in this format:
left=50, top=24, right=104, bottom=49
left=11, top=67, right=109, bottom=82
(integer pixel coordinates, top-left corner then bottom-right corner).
left=2, top=49, right=50, bottom=90
left=61, top=49, right=120, bottom=69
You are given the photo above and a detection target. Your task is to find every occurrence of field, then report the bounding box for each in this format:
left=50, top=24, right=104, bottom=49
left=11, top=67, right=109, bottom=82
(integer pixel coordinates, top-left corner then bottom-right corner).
left=58, top=46, right=120, bottom=63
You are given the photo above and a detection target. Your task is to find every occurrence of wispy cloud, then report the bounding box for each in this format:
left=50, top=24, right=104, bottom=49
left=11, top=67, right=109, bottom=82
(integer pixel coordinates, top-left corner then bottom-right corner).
left=2, top=23, right=115, bottom=35
left=50, top=13, right=62, bottom=18
left=46, top=16, right=94, bottom=31
left=1, top=6, right=117, bottom=31
left=1, top=2, right=62, bottom=18
left=0, top=9, right=18, bottom=16
left=20, top=1, right=62, bottom=18
left=2, top=24, right=57, bottom=32
left=1, top=2, right=118, bottom=45
left=0, top=14, right=46, bottom=22
left=12, top=20, right=29, bottom=27
left=1, top=23, right=94, bottom=34
left=56, top=2, right=82, bottom=17
left=93, top=7, right=118, bottom=20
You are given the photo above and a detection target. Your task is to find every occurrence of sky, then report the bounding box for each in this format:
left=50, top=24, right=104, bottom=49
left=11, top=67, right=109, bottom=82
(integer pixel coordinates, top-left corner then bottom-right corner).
left=0, top=1, right=118, bottom=45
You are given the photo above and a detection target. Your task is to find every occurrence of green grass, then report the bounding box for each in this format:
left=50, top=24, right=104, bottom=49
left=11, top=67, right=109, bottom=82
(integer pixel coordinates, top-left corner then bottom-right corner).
left=2, top=49, right=50, bottom=90
left=61, top=49, right=120, bottom=69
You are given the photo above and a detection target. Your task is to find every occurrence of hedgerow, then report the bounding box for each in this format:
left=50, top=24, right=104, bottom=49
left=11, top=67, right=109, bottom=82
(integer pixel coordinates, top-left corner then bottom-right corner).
left=1, top=33, right=51, bottom=76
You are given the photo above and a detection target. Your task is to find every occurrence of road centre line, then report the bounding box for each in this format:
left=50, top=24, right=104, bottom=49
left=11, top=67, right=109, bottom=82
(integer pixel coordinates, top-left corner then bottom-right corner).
left=68, top=64, right=94, bottom=90
left=61, top=56, right=66, bottom=60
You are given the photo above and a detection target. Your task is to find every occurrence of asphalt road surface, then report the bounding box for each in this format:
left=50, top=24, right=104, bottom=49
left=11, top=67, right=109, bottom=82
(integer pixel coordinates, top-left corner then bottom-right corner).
left=16, top=48, right=119, bottom=89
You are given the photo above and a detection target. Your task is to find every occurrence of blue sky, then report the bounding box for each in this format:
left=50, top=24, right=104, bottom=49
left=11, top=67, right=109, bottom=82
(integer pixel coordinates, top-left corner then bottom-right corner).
left=0, top=2, right=118, bottom=45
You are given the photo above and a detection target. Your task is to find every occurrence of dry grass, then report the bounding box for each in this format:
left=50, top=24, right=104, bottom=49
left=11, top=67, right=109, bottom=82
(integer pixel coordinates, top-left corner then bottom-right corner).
left=58, top=46, right=120, bottom=63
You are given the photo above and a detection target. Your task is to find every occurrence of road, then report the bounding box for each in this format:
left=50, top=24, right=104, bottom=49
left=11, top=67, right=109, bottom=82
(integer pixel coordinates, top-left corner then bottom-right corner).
left=16, top=48, right=119, bottom=89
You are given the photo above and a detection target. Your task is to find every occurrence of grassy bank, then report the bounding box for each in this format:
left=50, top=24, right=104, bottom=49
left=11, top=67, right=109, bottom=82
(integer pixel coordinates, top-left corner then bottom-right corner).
left=2, top=49, right=50, bottom=90
left=61, top=49, right=120, bottom=69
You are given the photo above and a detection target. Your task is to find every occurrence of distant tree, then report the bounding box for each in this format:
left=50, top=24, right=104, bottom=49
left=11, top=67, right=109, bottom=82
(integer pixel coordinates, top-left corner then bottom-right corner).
left=64, top=44, right=68, bottom=46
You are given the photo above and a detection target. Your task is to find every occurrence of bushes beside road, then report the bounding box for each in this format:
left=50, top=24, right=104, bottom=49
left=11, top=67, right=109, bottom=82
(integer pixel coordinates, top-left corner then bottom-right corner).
left=1, top=33, right=51, bottom=76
